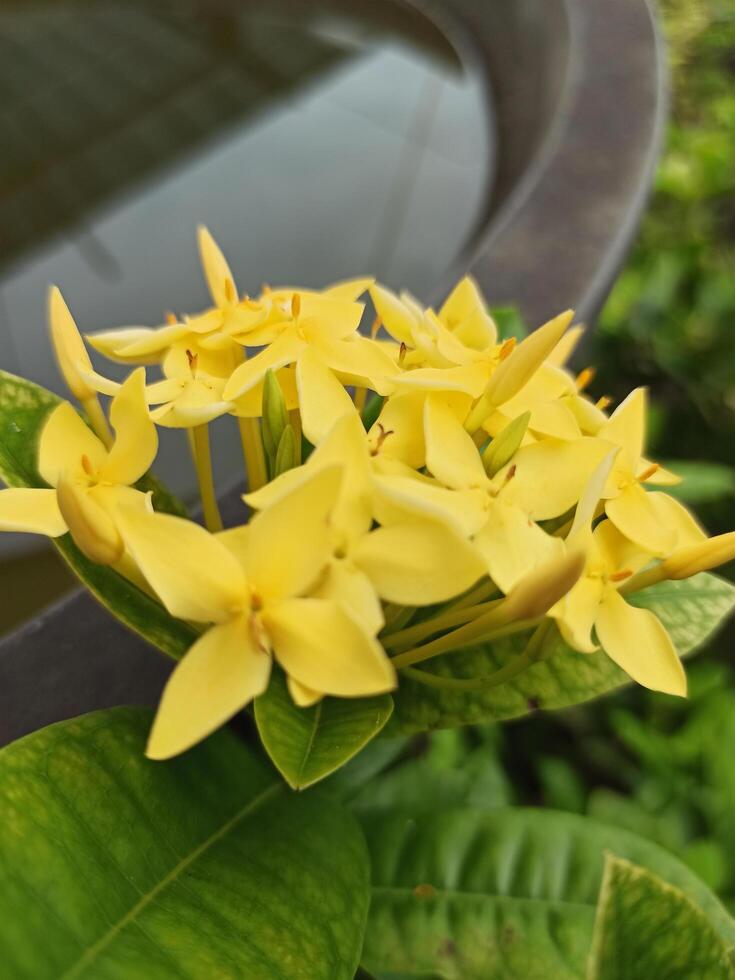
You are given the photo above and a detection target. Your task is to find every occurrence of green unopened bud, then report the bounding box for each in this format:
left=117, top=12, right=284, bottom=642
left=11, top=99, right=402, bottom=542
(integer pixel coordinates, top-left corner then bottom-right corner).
left=482, top=411, right=531, bottom=476
left=273, top=424, right=297, bottom=477
left=261, top=369, right=289, bottom=472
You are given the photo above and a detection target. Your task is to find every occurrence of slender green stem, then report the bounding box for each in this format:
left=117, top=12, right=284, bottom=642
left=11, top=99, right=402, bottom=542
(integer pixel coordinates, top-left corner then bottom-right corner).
left=391, top=613, right=540, bottom=669
left=447, top=578, right=498, bottom=612
left=383, top=597, right=503, bottom=650
left=289, top=409, right=302, bottom=465
left=191, top=424, right=223, bottom=532
left=382, top=604, right=416, bottom=635
left=401, top=619, right=554, bottom=691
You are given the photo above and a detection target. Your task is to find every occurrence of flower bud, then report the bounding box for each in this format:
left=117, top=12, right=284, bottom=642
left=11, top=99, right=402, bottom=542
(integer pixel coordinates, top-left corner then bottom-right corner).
left=661, top=532, right=735, bottom=580
left=482, top=411, right=531, bottom=476
left=48, top=286, right=95, bottom=401
left=274, top=424, right=298, bottom=477
left=56, top=474, right=124, bottom=565
left=261, top=369, right=289, bottom=467
left=503, top=544, right=587, bottom=622
left=465, top=310, right=573, bottom=432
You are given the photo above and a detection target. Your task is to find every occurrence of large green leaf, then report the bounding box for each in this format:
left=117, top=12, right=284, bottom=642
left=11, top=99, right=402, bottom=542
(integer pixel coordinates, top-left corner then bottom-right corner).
left=588, top=855, right=735, bottom=980
left=254, top=667, right=394, bottom=789
left=0, top=707, right=370, bottom=980
left=389, top=574, right=735, bottom=735
left=359, top=807, right=735, bottom=979
left=0, top=369, right=196, bottom=658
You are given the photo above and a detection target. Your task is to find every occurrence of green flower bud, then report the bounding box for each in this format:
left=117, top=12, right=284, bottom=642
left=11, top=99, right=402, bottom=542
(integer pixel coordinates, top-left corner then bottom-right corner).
left=482, top=411, right=531, bottom=476
left=261, top=369, right=289, bottom=472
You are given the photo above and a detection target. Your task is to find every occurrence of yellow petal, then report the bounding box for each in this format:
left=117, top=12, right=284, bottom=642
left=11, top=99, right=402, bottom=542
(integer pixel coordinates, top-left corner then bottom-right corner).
left=392, top=364, right=488, bottom=397
left=498, top=436, right=611, bottom=521
left=198, top=225, right=236, bottom=308
left=473, top=500, right=564, bottom=594
left=605, top=483, right=677, bottom=556
left=223, top=327, right=304, bottom=400
left=315, top=335, right=398, bottom=394
left=116, top=508, right=247, bottom=622
left=38, top=402, right=107, bottom=487
left=48, top=287, right=95, bottom=400
left=570, top=448, right=619, bottom=537
left=550, top=574, right=604, bottom=652
left=325, top=276, right=374, bottom=302
left=424, top=393, right=486, bottom=489
left=242, top=465, right=343, bottom=601
left=86, top=327, right=165, bottom=365
left=484, top=310, right=574, bottom=406
left=369, top=283, right=417, bottom=344
left=56, top=473, right=123, bottom=565
left=547, top=324, right=585, bottom=366
left=439, top=275, right=485, bottom=328
left=150, top=378, right=233, bottom=428
left=100, top=368, right=158, bottom=485
left=646, top=492, right=707, bottom=549
left=0, top=488, right=67, bottom=536
left=352, top=519, right=485, bottom=605
left=638, top=459, right=682, bottom=486
left=452, top=307, right=498, bottom=351
left=263, top=597, right=396, bottom=696
left=373, top=473, right=487, bottom=538
left=527, top=401, right=581, bottom=440
left=502, top=542, right=586, bottom=621
left=296, top=347, right=356, bottom=445
left=593, top=518, right=652, bottom=576
left=113, top=322, right=192, bottom=359
left=147, top=614, right=271, bottom=759
left=368, top=392, right=427, bottom=469
left=312, top=560, right=384, bottom=636
left=596, top=588, right=686, bottom=696
left=287, top=675, right=323, bottom=707
left=599, top=388, right=646, bottom=468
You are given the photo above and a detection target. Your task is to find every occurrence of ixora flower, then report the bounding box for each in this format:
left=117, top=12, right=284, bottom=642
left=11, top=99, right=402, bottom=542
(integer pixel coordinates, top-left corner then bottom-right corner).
left=1, top=233, right=734, bottom=773
left=116, top=466, right=396, bottom=758
left=0, top=368, right=156, bottom=568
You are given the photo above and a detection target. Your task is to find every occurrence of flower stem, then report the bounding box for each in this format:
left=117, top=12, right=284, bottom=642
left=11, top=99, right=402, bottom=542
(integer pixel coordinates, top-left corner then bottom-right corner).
left=383, top=597, right=502, bottom=650
left=289, top=409, right=302, bottom=465
left=401, top=620, right=553, bottom=691
left=448, top=578, right=498, bottom=612
left=238, top=417, right=267, bottom=492
left=191, top=424, right=223, bottom=532
left=391, top=612, right=540, bottom=669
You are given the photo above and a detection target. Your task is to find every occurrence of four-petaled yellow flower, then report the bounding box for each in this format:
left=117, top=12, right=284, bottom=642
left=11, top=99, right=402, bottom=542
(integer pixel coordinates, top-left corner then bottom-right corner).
left=117, top=466, right=396, bottom=758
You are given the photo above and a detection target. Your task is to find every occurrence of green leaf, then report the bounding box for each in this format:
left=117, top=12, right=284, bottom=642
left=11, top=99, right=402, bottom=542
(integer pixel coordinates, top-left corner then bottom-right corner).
left=255, top=668, right=394, bottom=789
left=389, top=574, right=735, bottom=735
left=359, top=807, right=735, bottom=980
left=491, top=306, right=527, bottom=341
left=0, top=707, right=370, bottom=980
left=661, top=459, right=735, bottom=504
left=0, top=369, right=196, bottom=659
left=588, top=855, right=735, bottom=980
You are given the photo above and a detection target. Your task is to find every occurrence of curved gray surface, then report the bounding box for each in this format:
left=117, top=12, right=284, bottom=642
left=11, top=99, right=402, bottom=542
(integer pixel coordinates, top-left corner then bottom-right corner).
left=0, top=0, right=666, bottom=747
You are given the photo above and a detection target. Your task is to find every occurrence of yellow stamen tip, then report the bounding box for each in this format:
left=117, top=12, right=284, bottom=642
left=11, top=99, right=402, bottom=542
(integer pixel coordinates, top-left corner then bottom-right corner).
left=576, top=367, right=596, bottom=391
left=499, top=337, right=516, bottom=361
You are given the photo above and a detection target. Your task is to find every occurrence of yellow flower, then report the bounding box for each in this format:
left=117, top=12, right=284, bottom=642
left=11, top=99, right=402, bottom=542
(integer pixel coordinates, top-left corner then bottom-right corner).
left=86, top=227, right=262, bottom=365
left=116, top=465, right=396, bottom=759
left=0, top=368, right=156, bottom=567
left=550, top=517, right=686, bottom=696
left=222, top=297, right=397, bottom=440
left=597, top=388, right=687, bottom=554
left=369, top=278, right=496, bottom=370
left=245, top=412, right=487, bottom=628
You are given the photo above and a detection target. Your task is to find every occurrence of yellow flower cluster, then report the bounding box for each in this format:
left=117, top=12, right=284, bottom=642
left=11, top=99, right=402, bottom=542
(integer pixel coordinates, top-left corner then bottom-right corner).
left=1, top=227, right=733, bottom=761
